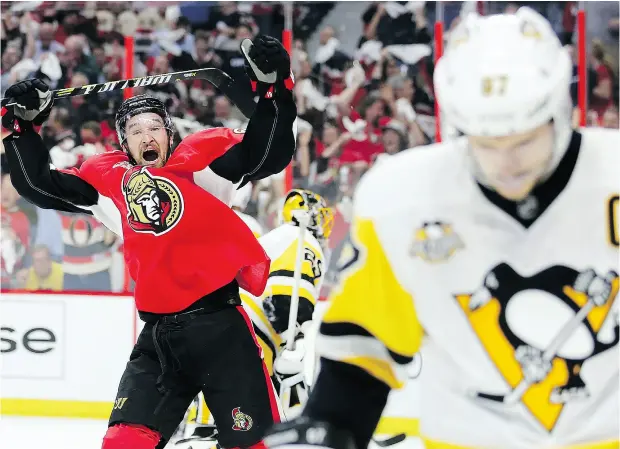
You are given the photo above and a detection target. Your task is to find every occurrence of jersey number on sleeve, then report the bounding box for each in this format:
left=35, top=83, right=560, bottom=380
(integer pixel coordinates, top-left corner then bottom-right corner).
left=304, top=248, right=323, bottom=279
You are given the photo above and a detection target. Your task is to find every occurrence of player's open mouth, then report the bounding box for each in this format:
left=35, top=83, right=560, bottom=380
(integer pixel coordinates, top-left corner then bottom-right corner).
left=142, top=148, right=160, bottom=164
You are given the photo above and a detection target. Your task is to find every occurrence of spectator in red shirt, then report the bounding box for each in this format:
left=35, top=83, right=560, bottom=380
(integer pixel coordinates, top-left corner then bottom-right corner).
left=590, top=39, right=615, bottom=118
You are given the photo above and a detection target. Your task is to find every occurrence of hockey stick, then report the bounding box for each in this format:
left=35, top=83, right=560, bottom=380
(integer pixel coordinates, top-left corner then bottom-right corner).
left=285, top=210, right=311, bottom=351
left=278, top=210, right=311, bottom=418
left=373, top=434, right=407, bottom=447
left=1, top=67, right=257, bottom=119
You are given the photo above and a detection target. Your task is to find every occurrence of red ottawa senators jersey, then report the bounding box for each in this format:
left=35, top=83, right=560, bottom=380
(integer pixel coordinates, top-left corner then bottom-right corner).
left=63, top=128, right=270, bottom=313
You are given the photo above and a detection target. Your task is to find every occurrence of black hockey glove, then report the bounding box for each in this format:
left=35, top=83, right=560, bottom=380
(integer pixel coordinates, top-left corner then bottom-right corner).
left=2, top=79, right=53, bottom=132
left=241, top=35, right=294, bottom=97
left=265, top=417, right=357, bottom=449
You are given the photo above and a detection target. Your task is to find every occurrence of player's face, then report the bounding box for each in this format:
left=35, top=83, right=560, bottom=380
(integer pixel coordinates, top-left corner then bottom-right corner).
left=468, top=123, right=554, bottom=201
left=125, top=113, right=170, bottom=168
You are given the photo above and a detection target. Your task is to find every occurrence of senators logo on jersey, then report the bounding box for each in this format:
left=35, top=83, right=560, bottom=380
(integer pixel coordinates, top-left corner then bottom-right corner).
left=455, top=264, right=619, bottom=432
left=231, top=407, right=253, bottom=431
left=122, top=167, right=184, bottom=236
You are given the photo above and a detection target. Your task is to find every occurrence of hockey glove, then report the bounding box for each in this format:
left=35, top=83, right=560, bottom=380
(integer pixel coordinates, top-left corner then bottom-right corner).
left=241, top=35, right=294, bottom=97
left=274, top=336, right=306, bottom=380
left=1, top=79, right=53, bottom=132
left=265, top=418, right=357, bottom=449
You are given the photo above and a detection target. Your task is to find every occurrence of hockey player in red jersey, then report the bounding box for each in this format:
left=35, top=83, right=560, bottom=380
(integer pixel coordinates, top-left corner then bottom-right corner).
left=2, top=35, right=295, bottom=449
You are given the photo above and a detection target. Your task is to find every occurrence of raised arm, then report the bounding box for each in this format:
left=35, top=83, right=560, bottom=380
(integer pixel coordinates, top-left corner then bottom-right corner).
left=2, top=80, right=99, bottom=213
left=209, top=35, right=297, bottom=186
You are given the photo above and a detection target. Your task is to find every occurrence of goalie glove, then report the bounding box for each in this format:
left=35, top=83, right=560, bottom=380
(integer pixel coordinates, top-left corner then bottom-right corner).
left=275, top=337, right=306, bottom=378
left=241, top=35, right=294, bottom=97
left=2, top=79, right=53, bottom=132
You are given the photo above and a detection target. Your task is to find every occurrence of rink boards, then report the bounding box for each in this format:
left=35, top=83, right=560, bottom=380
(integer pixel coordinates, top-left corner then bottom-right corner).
left=0, top=292, right=421, bottom=443
left=0, top=292, right=139, bottom=418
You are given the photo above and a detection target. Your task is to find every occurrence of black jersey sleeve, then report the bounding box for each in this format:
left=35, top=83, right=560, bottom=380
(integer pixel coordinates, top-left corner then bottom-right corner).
left=3, top=127, right=99, bottom=213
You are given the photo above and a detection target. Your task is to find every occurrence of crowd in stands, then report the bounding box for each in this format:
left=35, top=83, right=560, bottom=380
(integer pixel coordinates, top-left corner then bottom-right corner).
left=1, top=1, right=618, bottom=296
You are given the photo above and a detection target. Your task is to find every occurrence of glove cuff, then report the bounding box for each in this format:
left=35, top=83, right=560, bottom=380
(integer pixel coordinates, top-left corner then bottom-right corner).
left=251, top=74, right=294, bottom=98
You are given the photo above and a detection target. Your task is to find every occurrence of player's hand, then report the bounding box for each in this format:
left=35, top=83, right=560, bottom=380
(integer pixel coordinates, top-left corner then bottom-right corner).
left=265, top=417, right=356, bottom=449
left=2, top=79, right=53, bottom=131
left=241, top=35, right=293, bottom=90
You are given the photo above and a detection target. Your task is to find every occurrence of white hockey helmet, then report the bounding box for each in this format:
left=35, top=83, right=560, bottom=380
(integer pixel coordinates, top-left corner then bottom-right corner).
left=434, top=7, right=573, bottom=145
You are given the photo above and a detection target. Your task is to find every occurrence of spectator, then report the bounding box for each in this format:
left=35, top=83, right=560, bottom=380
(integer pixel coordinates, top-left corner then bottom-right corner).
left=24, top=244, right=64, bottom=291
left=80, top=121, right=103, bottom=146
left=26, top=21, right=65, bottom=64
left=44, top=107, right=80, bottom=169
left=590, top=39, right=615, bottom=119
left=67, top=72, right=103, bottom=124
left=602, top=106, right=619, bottom=129
left=1, top=174, right=31, bottom=289
left=209, top=95, right=243, bottom=129
left=380, top=120, right=408, bottom=155
left=61, top=34, right=100, bottom=84
left=1, top=45, right=22, bottom=96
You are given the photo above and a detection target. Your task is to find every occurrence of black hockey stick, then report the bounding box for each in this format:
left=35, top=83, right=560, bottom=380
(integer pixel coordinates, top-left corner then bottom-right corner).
left=1, top=67, right=257, bottom=119
left=373, top=433, right=407, bottom=447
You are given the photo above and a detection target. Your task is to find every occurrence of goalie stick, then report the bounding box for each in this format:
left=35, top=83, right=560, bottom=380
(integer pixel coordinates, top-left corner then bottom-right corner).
left=1, top=67, right=257, bottom=119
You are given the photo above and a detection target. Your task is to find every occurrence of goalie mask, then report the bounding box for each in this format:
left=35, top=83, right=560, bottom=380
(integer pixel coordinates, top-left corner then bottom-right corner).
left=281, top=189, right=334, bottom=242
left=115, top=95, right=176, bottom=167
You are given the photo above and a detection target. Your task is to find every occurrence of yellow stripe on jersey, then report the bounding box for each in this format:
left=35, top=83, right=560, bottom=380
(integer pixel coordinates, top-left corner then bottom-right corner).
left=318, top=216, right=423, bottom=388
left=240, top=291, right=282, bottom=352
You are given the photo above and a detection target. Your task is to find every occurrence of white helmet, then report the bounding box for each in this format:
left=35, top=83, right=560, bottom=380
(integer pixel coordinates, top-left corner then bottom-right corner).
left=231, top=182, right=253, bottom=210
left=434, top=7, right=573, bottom=147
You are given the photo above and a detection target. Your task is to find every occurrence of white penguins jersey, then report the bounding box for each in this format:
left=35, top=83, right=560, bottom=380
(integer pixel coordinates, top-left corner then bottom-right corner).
left=317, top=128, right=619, bottom=449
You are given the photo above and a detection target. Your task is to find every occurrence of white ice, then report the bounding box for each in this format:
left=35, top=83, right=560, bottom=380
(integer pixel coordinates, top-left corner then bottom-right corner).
left=0, top=416, right=424, bottom=449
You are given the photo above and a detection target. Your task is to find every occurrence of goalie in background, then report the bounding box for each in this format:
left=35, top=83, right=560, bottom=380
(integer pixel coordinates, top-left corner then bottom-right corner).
left=185, top=189, right=333, bottom=444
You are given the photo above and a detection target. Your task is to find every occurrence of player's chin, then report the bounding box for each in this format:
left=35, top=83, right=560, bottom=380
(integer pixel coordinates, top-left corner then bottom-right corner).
left=493, top=180, right=537, bottom=201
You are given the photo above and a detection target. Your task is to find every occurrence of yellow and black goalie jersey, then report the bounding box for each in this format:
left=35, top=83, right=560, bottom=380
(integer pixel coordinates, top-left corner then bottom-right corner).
left=241, top=222, right=327, bottom=375
left=317, top=128, right=620, bottom=449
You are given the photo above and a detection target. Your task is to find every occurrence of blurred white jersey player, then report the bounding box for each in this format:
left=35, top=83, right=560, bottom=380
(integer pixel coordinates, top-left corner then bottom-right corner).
left=263, top=7, right=620, bottom=449
left=232, top=182, right=264, bottom=238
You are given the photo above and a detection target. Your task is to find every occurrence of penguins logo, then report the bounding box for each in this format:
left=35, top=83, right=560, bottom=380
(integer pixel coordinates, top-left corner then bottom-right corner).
left=410, top=221, right=463, bottom=263
left=231, top=407, right=253, bottom=431
left=122, top=167, right=184, bottom=236
left=455, top=264, right=619, bottom=431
